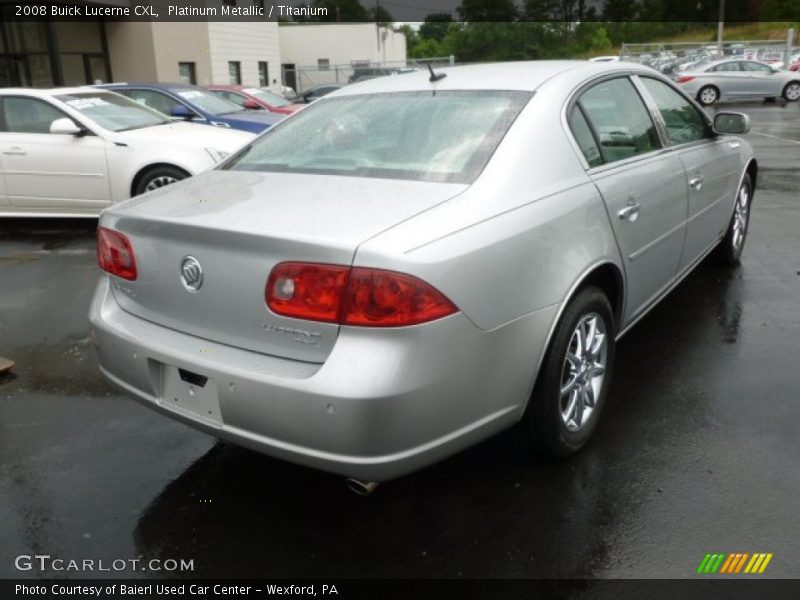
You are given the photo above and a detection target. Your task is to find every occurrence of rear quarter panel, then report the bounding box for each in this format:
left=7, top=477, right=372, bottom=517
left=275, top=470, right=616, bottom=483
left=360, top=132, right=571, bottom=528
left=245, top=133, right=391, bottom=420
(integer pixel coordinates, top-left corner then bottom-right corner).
left=354, top=84, right=624, bottom=333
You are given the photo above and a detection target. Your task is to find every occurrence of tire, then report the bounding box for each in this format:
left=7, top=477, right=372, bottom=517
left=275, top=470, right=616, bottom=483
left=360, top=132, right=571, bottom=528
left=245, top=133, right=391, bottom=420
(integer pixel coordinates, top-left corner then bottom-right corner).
left=697, top=85, right=719, bottom=105
left=527, top=287, right=616, bottom=457
left=134, top=165, right=189, bottom=196
left=713, top=173, right=752, bottom=265
left=782, top=81, right=800, bottom=102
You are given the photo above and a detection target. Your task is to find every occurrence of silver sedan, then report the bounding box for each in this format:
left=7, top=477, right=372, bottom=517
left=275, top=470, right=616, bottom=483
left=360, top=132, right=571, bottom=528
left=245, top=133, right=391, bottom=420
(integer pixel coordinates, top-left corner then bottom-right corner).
left=676, top=58, right=800, bottom=104
left=90, top=62, right=756, bottom=488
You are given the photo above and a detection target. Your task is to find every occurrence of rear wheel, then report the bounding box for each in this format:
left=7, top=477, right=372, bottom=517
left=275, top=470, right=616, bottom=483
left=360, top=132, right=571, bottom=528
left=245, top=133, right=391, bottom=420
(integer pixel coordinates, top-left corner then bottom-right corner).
left=134, top=165, right=189, bottom=196
left=714, top=174, right=752, bottom=265
left=527, top=287, right=616, bottom=457
left=782, top=81, right=800, bottom=102
left=697, top=85, right=719, bottom=105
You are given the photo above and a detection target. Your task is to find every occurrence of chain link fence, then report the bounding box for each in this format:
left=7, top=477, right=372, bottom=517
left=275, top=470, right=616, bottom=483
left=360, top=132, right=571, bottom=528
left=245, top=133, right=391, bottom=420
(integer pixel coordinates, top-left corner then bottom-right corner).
left=282, top=56, right=456, bottom=95
left=621, top=32, right=798, bottom=76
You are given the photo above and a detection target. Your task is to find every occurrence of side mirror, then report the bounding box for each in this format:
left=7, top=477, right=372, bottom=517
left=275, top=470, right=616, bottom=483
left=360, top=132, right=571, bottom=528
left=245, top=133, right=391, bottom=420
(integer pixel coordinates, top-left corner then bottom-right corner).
left=50, top=117, right=84, bottom=136
left=242, top=98, right=261, bottom=110
left=170, top=104, right=195, bottom=120
left=713, top=112, right=750, bottom=135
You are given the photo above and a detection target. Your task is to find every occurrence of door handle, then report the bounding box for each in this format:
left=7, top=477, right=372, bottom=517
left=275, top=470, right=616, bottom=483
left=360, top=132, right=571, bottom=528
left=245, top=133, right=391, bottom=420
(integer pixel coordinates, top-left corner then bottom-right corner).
left=689, top=175, right=704, bottom=190
left=2, top=147, right=26, bottom=155
left=618, top=203, right=641, bottom=222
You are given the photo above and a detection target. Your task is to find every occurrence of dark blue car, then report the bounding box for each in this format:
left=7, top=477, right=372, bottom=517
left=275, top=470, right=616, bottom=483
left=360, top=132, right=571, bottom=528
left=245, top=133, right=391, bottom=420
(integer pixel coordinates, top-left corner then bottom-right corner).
left=96, top=83, right=283, bottom=134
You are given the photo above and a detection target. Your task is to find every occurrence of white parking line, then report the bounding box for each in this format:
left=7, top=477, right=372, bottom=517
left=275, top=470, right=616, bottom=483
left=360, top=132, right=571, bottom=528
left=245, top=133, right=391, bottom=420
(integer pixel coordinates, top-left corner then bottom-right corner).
left=750, top=131, right=800, bottom=145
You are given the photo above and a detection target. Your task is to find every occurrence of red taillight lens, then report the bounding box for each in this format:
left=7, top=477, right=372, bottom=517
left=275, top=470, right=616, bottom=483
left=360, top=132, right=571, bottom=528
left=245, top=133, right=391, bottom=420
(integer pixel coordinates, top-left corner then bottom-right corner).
left=341, top=268, right=457, bottom=327
left=266, top=262, right=458, bottom=327
left=97, top=227, right=137, bottom=281
left=676, top=76, right=695, bottom=84
left=266, top=263, right=350, bottom=322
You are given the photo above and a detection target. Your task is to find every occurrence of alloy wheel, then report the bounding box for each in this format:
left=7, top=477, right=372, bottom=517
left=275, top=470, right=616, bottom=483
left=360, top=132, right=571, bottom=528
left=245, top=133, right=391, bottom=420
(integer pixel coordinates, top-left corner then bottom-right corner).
left=560, top=312, right=607, bottom=432
left=732, top=183, right=750, bottom=251
left=144, top=175, right=179, bottom=192
left=700, top=87, right=718, bottom=104
left=785, top=83, right=800, bottom=101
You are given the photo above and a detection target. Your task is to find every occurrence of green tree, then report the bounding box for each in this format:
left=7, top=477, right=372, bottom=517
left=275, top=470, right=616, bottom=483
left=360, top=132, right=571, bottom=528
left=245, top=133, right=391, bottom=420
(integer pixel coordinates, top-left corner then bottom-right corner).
left=419, top=13, right=454, bottom=42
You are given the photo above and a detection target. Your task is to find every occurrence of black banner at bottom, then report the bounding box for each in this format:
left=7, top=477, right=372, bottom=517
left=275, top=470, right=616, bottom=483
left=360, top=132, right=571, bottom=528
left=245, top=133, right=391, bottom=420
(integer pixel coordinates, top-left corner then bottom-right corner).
left=4, top=579, right=800, bottom=600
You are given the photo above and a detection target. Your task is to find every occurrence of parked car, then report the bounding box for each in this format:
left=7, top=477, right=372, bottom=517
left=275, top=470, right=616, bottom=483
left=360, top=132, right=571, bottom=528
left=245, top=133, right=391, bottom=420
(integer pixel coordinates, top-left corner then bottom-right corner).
left=90, top=61, right=756, bottom=488
left=97, top=83, right=283, bottom=134
left=789, top=61, right=800, bottom=72
left=205, top=85, right=304, bottom=114
left=296, top=84, right=343, bottom=103
left=675, top=58, right=800, bottom=104
left=0, top=88, right=253, bottom=217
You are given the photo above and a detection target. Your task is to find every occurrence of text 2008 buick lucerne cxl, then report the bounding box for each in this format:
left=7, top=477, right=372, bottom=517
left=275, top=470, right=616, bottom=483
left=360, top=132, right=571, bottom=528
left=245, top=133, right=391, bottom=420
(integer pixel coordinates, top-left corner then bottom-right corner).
left=90, top=62, right=757, bottom=491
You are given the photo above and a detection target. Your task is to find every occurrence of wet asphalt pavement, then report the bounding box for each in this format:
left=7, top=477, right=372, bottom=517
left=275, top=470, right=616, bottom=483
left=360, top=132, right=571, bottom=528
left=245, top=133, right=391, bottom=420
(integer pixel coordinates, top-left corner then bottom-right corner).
left=0, top=101, right=799, bottom=581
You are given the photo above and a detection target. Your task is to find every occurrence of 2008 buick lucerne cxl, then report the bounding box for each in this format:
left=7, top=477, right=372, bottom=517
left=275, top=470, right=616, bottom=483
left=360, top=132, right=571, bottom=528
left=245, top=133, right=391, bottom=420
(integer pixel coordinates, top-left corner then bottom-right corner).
left=90, top=62, right=757, bottom=490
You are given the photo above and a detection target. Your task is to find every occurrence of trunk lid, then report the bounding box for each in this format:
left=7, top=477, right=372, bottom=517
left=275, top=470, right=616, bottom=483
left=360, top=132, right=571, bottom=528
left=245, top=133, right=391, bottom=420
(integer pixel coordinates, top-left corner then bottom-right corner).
left=103, top=170, right=466, bottom=363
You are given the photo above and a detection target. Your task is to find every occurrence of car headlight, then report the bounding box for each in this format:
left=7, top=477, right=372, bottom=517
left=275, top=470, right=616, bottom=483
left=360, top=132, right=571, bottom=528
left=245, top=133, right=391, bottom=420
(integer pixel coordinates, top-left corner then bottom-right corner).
left=205, top=148, right=231, bottom=163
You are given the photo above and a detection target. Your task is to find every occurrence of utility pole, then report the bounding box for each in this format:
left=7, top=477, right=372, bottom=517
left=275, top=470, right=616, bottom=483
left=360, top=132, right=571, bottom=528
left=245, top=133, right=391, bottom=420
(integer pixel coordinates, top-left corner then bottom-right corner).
left=717, top=0, right=725, bottom=56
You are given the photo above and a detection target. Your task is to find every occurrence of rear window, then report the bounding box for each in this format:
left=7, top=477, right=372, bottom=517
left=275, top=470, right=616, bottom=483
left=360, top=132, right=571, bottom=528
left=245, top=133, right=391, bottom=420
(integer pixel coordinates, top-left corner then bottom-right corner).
left=225, top=90, right=532, bottom=184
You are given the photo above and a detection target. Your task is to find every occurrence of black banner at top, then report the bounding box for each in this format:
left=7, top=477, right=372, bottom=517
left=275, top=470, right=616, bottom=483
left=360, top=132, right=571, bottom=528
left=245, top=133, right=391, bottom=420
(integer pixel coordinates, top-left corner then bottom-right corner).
left=1, top=0, right=798, bottom=23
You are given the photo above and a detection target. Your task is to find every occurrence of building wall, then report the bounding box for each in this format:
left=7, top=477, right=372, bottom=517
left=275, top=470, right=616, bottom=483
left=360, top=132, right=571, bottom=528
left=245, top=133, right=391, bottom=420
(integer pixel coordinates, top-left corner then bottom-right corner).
left=151, top=22, right=213, bottom=85
left=207, top=22, right=282, bottom=92
left=279, top=23, right=407, bottom=68
left=106, top=22, right=159, bottom=82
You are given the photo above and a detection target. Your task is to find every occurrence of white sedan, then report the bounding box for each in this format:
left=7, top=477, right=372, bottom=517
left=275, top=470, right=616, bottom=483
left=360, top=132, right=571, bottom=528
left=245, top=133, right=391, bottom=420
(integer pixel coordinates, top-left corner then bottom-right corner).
left=0, top=88, right=255, bottom=218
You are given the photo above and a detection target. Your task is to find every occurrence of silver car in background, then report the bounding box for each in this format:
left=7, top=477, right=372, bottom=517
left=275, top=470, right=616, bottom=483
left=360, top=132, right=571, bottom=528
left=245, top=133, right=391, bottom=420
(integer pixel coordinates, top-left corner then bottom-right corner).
left=90, top=62, right=757, bottom=489
left=676, top=58, right=800, bottom=104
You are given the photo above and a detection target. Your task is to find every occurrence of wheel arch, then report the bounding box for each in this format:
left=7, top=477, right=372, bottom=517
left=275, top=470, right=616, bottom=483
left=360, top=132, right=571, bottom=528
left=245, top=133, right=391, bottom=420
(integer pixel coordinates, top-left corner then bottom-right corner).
left=746, top=158, right=758, bottom=193
left=129, top=162, right=192, bottom=197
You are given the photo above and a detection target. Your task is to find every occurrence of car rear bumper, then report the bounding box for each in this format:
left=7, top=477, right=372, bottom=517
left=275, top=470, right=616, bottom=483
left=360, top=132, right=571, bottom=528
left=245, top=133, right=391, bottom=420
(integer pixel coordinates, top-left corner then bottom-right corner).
left=89, top=277, right=558, bottom=480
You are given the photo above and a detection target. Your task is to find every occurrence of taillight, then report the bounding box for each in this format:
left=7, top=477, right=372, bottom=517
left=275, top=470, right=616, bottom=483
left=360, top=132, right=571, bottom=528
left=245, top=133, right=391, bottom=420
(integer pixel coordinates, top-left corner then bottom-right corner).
left=97, top=227, right=137, bottom=281
left=266, top=262, right=457, bottom=327
left=676, top=76, right=695, bottom=84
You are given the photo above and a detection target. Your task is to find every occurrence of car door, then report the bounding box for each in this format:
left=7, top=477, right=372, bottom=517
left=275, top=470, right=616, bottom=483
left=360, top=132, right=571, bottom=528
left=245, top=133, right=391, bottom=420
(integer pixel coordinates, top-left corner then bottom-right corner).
left=571, top=76, right=688, bottom=322
left=0, top=95, right=111, bottom=211
left=739, top=61, right=783, bottom=97
left=637, top=76, right=743, bottom=270
left=707, top=61, right=747, bottom=97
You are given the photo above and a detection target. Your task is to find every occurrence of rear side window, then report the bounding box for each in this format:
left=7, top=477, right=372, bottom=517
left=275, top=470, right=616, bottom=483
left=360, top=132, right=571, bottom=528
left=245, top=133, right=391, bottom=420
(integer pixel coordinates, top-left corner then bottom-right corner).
left=567, top=106, right=603, bottom=167
left=119, top=89, right=182, bottom=116
left=577, top=77, right=661, bottom=164
left=640, top=77, right=710, bottom=145
left=709, top=62, right=741, bottom=72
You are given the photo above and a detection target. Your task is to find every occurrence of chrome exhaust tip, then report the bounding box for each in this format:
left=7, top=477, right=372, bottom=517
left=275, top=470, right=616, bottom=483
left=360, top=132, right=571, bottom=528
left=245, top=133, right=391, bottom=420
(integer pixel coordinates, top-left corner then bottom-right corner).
left=345, top=478, right=380, bottom=496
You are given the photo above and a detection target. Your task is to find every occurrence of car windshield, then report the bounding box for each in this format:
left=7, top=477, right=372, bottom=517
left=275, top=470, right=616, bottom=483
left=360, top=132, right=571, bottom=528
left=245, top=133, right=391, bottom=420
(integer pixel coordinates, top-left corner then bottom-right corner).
left=171, top=88, right=243, bottom=116
left=244, top=88, right=291, bottom=107
left=56, top=91, right=168, bottom=132
left=225, top=90, right=531, bottom=184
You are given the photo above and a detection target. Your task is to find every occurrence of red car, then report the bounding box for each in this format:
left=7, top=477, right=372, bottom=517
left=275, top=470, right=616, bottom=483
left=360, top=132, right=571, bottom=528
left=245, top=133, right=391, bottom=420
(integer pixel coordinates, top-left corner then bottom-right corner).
left=205, top=85, right=303, bottom=115
left=789, top=62, right=800, bottom=72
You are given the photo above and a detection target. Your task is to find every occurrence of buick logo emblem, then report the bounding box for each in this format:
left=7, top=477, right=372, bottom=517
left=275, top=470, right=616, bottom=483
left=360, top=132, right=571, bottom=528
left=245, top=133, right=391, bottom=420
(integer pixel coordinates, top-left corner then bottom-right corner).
left=180, top=256, right=203, bottom=292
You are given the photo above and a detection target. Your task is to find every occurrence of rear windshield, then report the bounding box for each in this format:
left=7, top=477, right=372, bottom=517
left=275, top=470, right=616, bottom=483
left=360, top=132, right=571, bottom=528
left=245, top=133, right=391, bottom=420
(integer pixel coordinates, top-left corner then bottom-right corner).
left=224, top=90, right=531, bottom=184
left=244, top=88, right=291, bottom=107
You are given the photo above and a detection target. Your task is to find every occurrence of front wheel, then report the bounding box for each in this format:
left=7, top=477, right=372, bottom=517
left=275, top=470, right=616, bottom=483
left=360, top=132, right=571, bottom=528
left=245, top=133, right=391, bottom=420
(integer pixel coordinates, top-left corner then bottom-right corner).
left=134, top=165, right=189, bottom=196
left=697, top=85, right=719, bottom=105
left=782, top=81, right=800, bottom=102
left=713, top=173, right=752, bottom=265
left=527, top=287, right=616, bottom=457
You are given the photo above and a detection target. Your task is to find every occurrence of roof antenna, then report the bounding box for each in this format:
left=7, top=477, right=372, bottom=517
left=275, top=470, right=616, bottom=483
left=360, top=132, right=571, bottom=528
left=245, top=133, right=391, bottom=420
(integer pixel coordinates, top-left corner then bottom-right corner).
left=427, top=63, right=447, bottom=83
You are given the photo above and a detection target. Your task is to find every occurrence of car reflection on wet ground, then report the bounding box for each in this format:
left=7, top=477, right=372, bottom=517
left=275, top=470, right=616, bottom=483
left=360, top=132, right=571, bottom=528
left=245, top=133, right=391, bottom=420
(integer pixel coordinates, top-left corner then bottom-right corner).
left=1, top=101, right=799, bottom=579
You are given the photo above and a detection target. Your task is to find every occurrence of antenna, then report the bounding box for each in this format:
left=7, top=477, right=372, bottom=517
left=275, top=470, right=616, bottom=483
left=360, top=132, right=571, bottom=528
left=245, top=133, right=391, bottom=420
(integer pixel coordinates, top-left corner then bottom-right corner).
left=427, top=63, right=447, bottom=83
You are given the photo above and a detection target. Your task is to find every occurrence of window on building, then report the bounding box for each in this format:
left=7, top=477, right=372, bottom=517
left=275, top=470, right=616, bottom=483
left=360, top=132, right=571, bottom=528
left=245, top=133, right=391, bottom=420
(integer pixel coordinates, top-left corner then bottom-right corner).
left=317, top=58, right=330, bottom=71
left=228, top=61, right=242, bottom=85
left=179, top=62, right=196, bottom=85
left=258, top=61, right=269, bottom=87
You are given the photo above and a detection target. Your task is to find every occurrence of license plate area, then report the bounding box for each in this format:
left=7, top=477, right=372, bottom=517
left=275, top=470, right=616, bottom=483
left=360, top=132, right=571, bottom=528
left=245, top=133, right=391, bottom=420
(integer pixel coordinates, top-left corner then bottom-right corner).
left=157, top=363, right=222, bottom=427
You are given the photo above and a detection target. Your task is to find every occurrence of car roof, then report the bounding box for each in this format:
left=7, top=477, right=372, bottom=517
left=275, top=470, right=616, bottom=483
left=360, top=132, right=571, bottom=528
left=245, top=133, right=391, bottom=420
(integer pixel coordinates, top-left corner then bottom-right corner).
left=100, top=82, right=195, bottom=91
left=333, top=60, right=657, bottom=97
